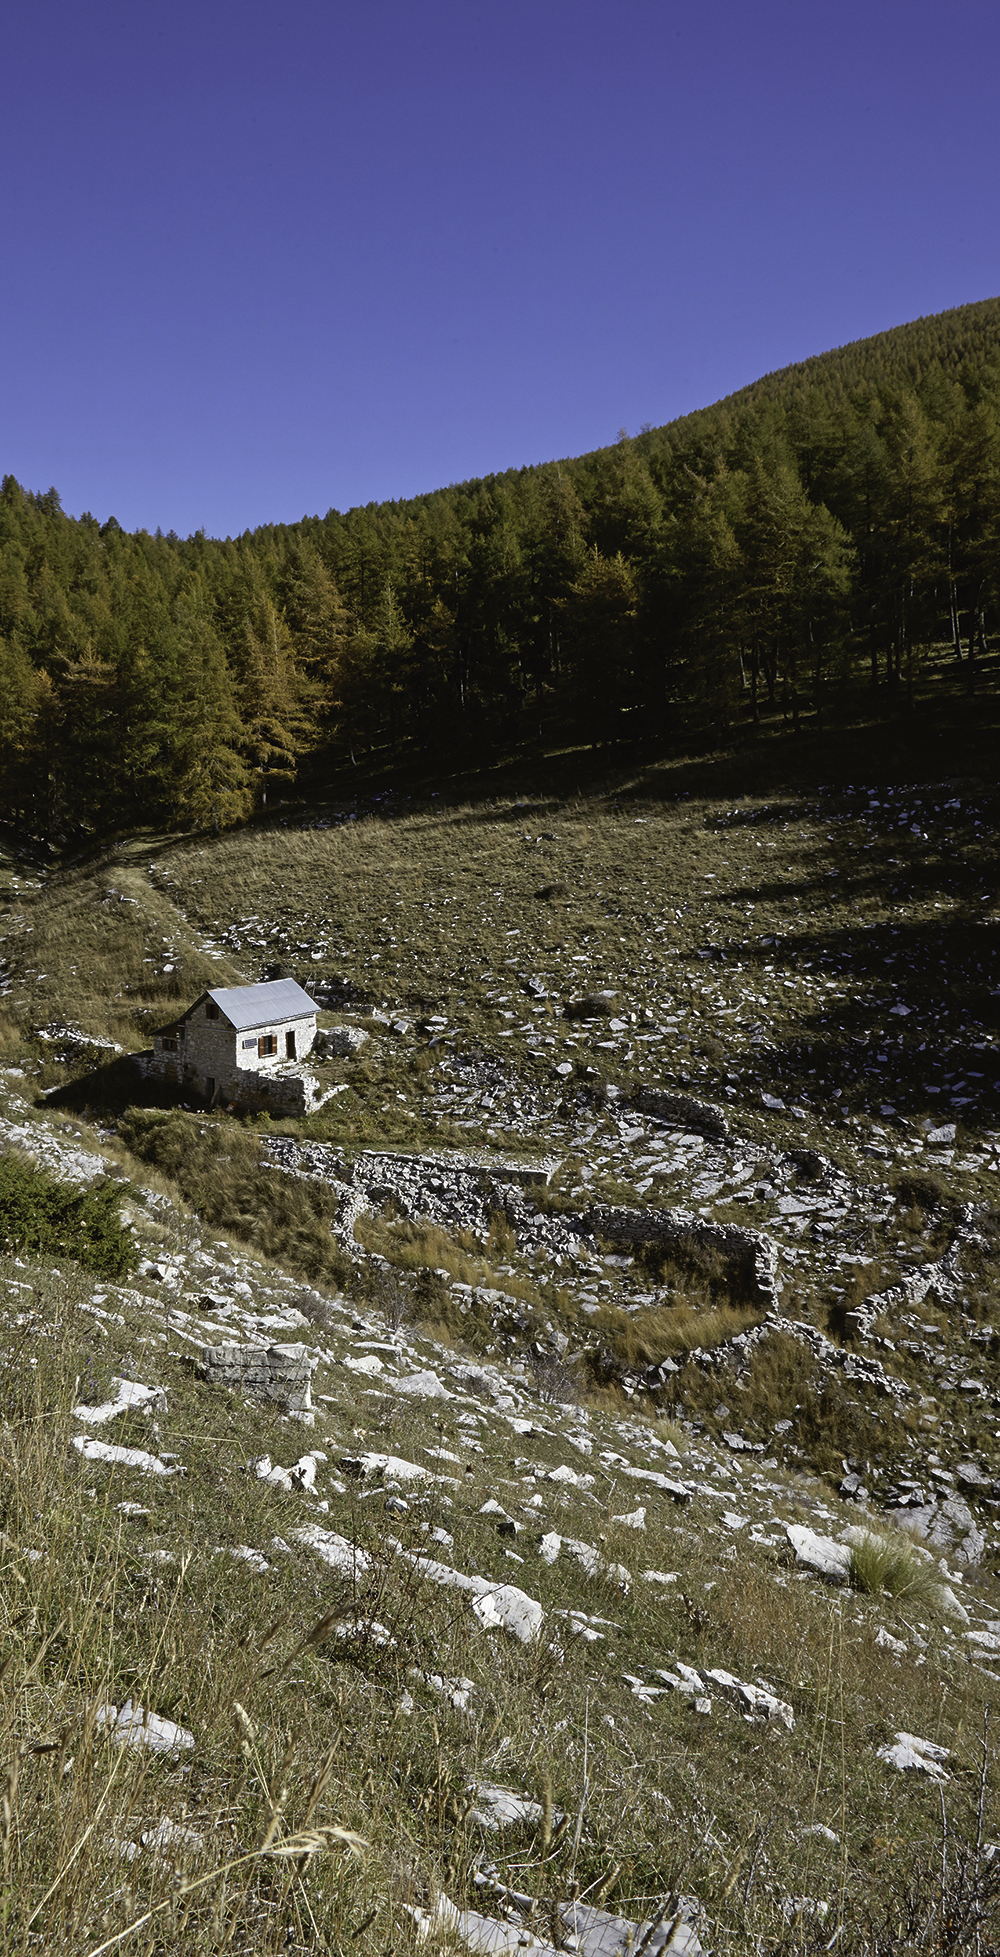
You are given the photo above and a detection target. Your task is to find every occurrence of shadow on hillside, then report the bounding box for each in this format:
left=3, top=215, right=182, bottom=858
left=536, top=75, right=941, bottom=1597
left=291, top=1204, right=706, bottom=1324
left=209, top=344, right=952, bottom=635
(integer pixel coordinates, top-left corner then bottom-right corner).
left=288, top=669, right=1000, bottom=822
left=42, top=1052, right=195, bottom=1120
left=702, top=898, right=1000, bottom=1135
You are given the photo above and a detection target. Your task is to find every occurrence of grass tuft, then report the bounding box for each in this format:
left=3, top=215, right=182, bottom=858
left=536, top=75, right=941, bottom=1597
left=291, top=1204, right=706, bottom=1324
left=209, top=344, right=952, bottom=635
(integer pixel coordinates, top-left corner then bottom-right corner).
left=848, top=1527, right=947, bottom=1607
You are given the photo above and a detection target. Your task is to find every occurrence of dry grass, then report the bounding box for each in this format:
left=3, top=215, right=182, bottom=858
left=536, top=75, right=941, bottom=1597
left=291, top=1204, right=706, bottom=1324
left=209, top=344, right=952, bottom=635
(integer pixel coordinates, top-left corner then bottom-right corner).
left=592, top=1299, right=761, bottom=1370
left=1, top=754, right=999, bottom=1945
left=0, top=1247, right=994, bottom=1955
left=118, top=1108, right=352, bottom=1287
left=353, top=1213, right=500, bottom=1289
left=848, top=1526, right=949, bottom=1608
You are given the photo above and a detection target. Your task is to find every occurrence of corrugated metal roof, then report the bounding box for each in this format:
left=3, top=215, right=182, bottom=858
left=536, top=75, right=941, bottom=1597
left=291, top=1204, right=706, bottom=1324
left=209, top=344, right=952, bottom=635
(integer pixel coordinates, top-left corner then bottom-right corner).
left=205, top=979, right=319, bottom=1031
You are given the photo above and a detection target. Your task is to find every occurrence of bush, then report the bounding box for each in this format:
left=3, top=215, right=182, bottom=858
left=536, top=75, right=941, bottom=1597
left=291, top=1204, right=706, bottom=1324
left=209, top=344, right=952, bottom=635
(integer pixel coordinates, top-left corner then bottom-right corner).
left=891, top=1168, right=948, bottom=1213
left=0, top=1150, right=138, bottom=1279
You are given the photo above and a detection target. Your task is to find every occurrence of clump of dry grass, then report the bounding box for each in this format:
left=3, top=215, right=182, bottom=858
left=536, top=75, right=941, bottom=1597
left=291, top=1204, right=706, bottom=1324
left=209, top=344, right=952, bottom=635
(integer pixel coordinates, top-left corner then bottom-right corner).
left=632, top=1236, right=761, bottom=1311
left=847, top=1527, right=947, bottom=1608
left=592, top=1299, right=760, bottom=1371
left=354, top=1213, right=498, bottom=1288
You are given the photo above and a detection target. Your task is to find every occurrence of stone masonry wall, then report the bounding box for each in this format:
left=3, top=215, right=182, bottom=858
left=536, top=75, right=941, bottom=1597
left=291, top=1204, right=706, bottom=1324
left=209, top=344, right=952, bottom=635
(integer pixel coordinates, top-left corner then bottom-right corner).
left=161, top=1001, right=317, bottom=1100
left=181, top=1008, right=240, bottom=1092
left=231, top=1012, right=316, bottom=1078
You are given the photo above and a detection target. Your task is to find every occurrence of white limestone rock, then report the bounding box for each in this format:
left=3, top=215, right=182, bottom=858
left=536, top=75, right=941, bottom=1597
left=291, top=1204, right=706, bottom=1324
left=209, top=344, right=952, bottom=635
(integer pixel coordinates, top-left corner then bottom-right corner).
left=784, top=1523, right=850, bottom=1581
left=97, top=1701, right=194, bottom=1754
left=877, top=1732, right=951, bottom=1780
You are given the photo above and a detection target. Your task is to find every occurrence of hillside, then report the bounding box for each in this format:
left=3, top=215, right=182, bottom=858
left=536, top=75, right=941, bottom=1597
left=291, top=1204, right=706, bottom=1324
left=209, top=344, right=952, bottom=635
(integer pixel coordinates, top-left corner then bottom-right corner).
left=3, top=296, right=1000, bottom=845
left=0, top=751, right=998, bottom=1952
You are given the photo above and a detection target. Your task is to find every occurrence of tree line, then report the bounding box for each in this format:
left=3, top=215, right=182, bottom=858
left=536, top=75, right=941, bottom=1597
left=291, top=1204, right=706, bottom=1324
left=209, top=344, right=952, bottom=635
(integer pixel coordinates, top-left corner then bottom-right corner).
left=3, top=295, right=1000, bottom=841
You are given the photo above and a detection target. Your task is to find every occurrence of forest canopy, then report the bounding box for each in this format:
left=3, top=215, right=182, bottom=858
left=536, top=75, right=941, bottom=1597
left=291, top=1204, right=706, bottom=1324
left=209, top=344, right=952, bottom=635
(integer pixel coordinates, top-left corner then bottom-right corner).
left=3, top=295, right=1000, bottom=841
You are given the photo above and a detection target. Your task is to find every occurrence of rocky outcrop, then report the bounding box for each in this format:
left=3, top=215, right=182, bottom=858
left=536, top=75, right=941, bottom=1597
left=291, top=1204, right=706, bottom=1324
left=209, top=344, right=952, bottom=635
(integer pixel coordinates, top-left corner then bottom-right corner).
left=631, top=1089, right=731, bottom=1141
left=315, top=1025, right=369, bottom=1057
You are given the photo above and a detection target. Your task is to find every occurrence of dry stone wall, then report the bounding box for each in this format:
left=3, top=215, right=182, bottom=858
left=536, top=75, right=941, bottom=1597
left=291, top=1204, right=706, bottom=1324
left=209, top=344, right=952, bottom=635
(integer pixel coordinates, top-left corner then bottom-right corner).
left=198, top=1341, right=315, bottom=1415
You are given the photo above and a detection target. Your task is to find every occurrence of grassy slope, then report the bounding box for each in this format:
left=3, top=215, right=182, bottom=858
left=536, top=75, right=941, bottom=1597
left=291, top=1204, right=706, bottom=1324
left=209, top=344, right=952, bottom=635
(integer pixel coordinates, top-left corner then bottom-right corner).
left=0, top=687, right=998, bottom=1951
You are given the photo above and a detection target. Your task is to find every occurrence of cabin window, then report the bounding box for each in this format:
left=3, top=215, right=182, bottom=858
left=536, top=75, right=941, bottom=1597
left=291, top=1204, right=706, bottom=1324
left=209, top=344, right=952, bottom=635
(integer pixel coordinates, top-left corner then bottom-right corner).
left=206, top=1002, right=219, bottom=1020
left=258, top=1033, right=277, bottom=1058
left=161, top=1037, right=177, bottom=1052
left=285, top=1030, right=296, bottom=1059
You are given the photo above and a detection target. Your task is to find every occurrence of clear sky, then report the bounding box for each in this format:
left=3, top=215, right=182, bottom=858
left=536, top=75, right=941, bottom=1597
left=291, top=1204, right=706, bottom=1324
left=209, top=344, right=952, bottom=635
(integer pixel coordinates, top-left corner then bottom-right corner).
left=3, top=0, right=999, bottom=539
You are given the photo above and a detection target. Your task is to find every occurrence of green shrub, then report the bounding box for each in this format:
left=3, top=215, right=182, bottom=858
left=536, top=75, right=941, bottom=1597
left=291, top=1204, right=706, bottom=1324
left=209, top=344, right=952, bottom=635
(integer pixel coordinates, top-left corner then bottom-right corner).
left=0, top=1150, right=138, bottom=1279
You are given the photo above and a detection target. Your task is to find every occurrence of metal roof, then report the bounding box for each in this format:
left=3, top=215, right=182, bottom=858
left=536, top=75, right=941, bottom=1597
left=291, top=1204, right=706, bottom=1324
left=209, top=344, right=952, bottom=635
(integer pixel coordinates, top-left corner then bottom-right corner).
left=203, top=979, right=319, bottom=1032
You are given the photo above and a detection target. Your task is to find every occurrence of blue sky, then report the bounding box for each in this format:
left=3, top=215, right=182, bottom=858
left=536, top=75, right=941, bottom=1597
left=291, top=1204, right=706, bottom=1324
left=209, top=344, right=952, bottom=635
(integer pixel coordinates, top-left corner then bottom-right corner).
left=2, top=0, right=998, bottom=538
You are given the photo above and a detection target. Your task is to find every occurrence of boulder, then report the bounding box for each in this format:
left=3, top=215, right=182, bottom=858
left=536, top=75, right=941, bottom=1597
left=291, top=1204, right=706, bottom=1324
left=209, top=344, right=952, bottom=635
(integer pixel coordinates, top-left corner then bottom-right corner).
left=784, top=1523, right=850, bottom=1581
left=565, top=990, right=618, bottom=1019
left=632, top=1089, right=730, bottom=1140
left=877, top=1732, right=951, bottom=1780
left=316, top=1025, right=368, bottom=1057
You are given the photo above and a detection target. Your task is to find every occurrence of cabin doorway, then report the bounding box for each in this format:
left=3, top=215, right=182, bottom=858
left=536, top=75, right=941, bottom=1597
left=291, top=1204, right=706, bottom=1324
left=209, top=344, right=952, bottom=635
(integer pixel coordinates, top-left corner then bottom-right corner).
left=285, top=1030, right=296, bottom=1059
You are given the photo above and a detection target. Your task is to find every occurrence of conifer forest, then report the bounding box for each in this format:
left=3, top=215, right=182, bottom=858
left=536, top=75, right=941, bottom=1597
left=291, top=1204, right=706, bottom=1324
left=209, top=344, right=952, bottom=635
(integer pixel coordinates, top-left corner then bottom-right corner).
left=4, top=296, right=1000, bottom=842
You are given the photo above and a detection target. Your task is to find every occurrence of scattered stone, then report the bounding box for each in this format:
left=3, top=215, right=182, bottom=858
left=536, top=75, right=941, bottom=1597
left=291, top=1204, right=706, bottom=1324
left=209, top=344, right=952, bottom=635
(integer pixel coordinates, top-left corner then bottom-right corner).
left=413, top=1890, right=706, bottom=1955
left=295, top=1524, right=372, bottom=1579
left=316, top=1025, right=369, bottom=1056
left=252, top=1450, right=327, bottom=1492
left=784, top=1523, right=850, bottom=1582
left=338, top=1452, right=429, bottom=1483
left=392, top=1369, right=452, bottom=1398
left=468, top=1784, right=544, bottom=1830
left=622, top=1467, right=691, bottom=1502
left=114, top=1815, right=205, bottom=1862
left=74, top=1377, right=166, bottom=1426
left=876, top=1627, right=907, bottom=1653
left=703, top=1667, right=794, bottom=1729
left=72, top=1437, right=182, bottom=1477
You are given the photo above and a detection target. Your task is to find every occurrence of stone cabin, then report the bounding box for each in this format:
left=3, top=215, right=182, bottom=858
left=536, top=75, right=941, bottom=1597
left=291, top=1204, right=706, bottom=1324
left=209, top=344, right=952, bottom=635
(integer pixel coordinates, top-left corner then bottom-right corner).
left=150, top=978, right=323, bottom=1113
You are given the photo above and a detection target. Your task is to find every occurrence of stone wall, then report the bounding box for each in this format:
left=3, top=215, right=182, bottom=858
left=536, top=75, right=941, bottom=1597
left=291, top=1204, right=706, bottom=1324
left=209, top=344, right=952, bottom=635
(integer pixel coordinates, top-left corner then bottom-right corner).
left=198, top=1341, right=315, bottom=1415
left=582, top=1203, right=780, bottom=1312
left=221, top=1065, right=327, bottom=1116
left=180, top=1008, right=239, bottom=1091
left=232, top=1011, right=316, bottom=1078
